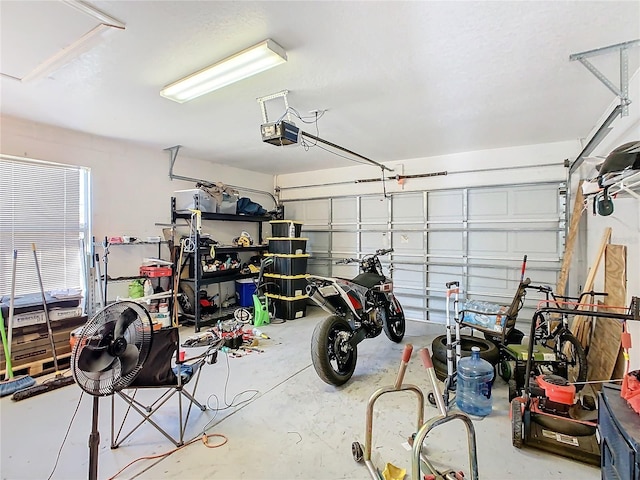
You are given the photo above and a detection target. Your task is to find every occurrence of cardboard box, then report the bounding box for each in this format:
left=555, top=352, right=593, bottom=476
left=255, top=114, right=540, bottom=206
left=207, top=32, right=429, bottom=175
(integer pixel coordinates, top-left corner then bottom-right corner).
left=12, top=307, right=83, bottom=328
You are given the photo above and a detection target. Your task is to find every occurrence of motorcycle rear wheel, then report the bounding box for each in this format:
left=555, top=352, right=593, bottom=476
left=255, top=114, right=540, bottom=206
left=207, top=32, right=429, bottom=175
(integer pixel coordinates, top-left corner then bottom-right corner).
left=383, top=297, right=405, bottom=343
left=311, top=315, right=358, bottom=386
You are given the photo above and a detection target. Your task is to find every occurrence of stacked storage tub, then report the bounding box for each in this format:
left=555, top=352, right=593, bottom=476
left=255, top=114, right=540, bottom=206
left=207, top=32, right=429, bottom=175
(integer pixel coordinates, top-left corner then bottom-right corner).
left=265, top=221, right=309, bottom=320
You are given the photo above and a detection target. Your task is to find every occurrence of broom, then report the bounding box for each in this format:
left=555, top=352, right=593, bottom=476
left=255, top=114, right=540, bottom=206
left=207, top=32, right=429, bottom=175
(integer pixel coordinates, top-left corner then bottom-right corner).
left=0, top=250, right=36, bottom=397
left=11, top=245, right=75, bottom=401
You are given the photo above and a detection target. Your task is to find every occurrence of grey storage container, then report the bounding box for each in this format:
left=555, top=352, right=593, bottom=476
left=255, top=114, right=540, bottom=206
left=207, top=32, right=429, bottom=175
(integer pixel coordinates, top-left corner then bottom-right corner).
left=174, top=189, right=217, bottom=213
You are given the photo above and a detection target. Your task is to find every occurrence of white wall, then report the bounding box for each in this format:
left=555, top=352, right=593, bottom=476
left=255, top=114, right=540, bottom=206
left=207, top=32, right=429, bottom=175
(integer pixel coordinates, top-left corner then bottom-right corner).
left=277, top=140, right=578, bottom=200
left=579, top=69, right=640, bottom=304
left=1, top=115, right=274, bottom=301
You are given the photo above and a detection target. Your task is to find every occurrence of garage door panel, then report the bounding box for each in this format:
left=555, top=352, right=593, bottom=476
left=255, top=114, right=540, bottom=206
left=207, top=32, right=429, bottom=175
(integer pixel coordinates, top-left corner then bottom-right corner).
left=362, top=196, right=390, bottom=223
left=287, top=199, right=329, bottom=225
left=393, top=193, right=423, bottom=223
left=332, top=232, right=357, bottom=253
left=308, top=259, right=330, bottom=277
left=398, top=294, right=426, bottom=310
left=393, top=267, right=425, bottom=291
left=467, top=266, right=512, bottom=292
left=468, top=190, right=508, bottom=218
left=392, top=231, right=424, bottom=254
left=511, top=231, right=558, bottom=255
left=361, top=231, right=390, bottom=252
left=401, top=305, right=427, bottom=322
left=306, top=231, right=330, bottom=254
left=428, top=231, right=464, bottom=254
left=468, top=231, right=507, bottom=254
left=332, top=198, right=357, bottom=223
left=428, top=190, right=463, bottom=221
left=511, top=185, right=559, bottom=217
left=332, top=264, right=359, bottom=278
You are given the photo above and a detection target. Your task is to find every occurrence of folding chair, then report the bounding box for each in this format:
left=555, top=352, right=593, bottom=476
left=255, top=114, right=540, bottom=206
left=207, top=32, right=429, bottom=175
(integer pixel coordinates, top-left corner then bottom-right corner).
left=110, top=326, right=219, bottom=448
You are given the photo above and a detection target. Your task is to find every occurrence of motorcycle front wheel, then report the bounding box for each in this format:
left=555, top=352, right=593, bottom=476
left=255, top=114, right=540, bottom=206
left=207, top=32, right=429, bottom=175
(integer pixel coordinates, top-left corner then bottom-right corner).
left=311, top=315, right=357, bottom=386
left=383, top=296, right=405, bottom=343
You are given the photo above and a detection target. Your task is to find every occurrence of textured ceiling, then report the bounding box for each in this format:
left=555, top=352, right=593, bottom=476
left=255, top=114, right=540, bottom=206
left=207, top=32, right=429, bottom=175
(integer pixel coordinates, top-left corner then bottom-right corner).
left=1, top=1, right=639, bottom=174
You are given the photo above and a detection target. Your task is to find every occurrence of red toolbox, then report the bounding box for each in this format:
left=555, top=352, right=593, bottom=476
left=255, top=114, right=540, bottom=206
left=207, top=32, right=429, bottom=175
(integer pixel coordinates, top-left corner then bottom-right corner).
left=139, top=266, right=172, bottom=278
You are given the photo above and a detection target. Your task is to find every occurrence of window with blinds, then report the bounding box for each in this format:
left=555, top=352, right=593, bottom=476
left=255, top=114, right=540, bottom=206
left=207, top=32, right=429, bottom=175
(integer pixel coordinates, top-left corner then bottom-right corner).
left=0, top=155, right=90, bottom=296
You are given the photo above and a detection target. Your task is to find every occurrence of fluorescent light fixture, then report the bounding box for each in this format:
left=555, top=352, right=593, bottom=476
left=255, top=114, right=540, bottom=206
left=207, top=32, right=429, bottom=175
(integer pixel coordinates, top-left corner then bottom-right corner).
left=160, top=39, right=287, bottom=103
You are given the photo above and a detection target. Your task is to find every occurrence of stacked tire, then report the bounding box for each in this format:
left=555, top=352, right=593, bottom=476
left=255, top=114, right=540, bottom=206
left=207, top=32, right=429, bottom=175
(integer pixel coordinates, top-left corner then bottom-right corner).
left=430, top=334, right=500, bottom=381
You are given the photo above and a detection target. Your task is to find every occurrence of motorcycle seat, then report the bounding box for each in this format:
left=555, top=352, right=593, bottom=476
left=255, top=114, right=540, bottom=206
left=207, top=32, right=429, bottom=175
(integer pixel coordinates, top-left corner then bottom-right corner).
left=351, top=272, right=386, bottom=289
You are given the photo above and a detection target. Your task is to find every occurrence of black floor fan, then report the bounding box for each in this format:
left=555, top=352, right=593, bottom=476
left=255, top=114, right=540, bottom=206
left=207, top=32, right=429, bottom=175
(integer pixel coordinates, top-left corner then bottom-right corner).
left=71, top=301, right=153, bottom=480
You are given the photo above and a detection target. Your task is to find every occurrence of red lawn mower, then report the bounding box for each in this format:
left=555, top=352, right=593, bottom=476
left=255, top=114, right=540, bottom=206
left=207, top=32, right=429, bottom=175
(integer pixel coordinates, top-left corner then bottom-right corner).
left=511, top=305, right=636, bottom=466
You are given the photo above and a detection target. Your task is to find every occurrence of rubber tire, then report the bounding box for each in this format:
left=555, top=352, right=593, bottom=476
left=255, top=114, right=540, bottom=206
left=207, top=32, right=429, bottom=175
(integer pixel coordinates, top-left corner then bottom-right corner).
left=508, top=378, right=519, bottom=402
left=352, top=442, right=364, bottom=463
left=511, top=399, right=523, bottom=448
left=383, top=296, right=405, bottom=343
left=311, top=315, right=357, bottom=386
left=557, top=333, right=587, bottom=392
left=499, top=359, right=514, bottom=382
left=431, top=334, right=500, bottom=365
left=179, top=282, right=196, bottom=315
left=432, top=356, right=449, bottom=382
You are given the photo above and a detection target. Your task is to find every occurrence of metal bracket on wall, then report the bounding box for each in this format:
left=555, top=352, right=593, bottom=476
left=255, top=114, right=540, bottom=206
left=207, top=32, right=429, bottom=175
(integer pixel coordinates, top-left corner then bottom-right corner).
left=257, top=89, right=291, bottom=124
left=164, top=145, right=279, bottom=207
left=568, top=39, right=640, bottom=175
left=569, top=39, right=640, bottom=117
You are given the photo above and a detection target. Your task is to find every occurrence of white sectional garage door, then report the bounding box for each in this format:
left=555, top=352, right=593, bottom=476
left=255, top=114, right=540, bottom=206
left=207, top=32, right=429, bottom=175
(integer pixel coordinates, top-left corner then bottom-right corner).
left=284, top=181, right=565, bottom=327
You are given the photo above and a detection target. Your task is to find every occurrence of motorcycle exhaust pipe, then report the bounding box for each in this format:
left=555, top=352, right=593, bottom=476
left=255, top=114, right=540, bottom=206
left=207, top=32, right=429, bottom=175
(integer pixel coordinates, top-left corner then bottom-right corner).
left=307, top=287, right=339, bottom=316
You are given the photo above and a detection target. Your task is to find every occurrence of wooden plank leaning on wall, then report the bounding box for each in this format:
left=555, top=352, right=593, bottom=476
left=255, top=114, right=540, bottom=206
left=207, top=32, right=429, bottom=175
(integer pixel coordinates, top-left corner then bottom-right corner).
left=586, top=244, right=627, bottom=389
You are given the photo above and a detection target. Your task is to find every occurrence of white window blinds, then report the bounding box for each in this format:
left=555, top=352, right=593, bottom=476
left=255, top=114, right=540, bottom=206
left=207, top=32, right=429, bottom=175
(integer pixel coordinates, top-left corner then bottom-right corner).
left=0, top=155, right=90, bottom=296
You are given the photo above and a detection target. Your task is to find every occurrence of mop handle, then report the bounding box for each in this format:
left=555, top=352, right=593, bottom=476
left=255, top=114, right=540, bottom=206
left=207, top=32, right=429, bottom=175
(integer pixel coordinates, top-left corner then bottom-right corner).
left=32, top=244, right=60, bottom=373
left=8, top=250, right=17, bottom=362
left=420, top=348, right=448, bottom=417
left=394, top=343, right=413, bottom=389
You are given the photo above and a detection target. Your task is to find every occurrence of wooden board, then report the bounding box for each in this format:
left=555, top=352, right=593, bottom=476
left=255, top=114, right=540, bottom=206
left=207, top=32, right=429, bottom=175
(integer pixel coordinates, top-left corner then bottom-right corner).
left=585, top=245, right=627, bottom=389
left=556, top=181, right=584, bottom=297
left=571, top=227, right=612, bottom=347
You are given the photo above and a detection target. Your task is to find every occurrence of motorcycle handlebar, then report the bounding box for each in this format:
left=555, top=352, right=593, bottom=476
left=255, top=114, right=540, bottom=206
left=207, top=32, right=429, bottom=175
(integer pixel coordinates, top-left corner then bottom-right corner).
left=335, top=258, right=357, bottom=265
left=375, top=248, right=394, bottom=256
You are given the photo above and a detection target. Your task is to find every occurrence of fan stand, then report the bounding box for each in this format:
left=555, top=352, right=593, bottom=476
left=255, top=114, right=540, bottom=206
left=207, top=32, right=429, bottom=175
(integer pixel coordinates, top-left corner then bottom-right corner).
left=89, top=396, right=100, bottom=480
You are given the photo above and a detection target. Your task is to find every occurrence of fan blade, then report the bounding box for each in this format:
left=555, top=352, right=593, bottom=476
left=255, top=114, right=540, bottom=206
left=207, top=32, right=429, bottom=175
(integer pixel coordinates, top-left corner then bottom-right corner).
left=119, top=344, right=140, bottom=376
left=114, top=307, right=138, bottom=338
left=77, top=344, right=116, bottom=373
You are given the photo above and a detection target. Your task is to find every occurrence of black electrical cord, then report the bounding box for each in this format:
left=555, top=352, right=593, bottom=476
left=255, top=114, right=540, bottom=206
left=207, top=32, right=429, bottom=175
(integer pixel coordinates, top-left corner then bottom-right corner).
left=47, top=391, right=84, bottom=480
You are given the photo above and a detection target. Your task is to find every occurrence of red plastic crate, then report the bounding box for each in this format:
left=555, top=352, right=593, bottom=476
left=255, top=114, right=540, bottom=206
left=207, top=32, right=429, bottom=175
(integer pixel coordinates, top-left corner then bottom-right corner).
left=140, top=266, right=172, bottom=278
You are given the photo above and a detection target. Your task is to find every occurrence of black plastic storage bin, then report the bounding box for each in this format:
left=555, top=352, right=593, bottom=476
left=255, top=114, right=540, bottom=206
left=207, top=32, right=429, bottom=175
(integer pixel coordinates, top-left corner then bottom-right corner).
left=270, top=220, right=303, bottom=238
left=263, top=273, right=309, bottom=297
left=266, top=294, right=308, bottom=320
left=265, top=253, right=309, bottom=276
left=268, top=237, right=307, bottom=254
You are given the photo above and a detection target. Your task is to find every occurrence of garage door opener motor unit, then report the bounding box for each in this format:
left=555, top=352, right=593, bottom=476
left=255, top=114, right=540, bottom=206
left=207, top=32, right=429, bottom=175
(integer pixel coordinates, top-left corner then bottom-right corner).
left=261, top=120, right=299, bottom=146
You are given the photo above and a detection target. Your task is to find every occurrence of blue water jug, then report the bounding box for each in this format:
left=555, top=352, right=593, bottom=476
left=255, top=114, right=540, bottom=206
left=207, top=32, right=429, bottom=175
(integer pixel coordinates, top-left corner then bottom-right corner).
left=456, top=346, right=494, bottom=416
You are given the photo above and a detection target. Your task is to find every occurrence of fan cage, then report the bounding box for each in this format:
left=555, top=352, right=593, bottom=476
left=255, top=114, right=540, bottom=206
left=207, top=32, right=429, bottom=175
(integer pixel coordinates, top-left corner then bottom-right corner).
left=72, top=301, right=154, bottom=396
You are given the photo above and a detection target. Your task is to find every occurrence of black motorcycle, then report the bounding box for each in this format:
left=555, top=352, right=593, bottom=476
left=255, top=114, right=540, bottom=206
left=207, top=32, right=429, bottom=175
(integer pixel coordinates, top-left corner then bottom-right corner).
left=306, top=248, right=405, bottom=385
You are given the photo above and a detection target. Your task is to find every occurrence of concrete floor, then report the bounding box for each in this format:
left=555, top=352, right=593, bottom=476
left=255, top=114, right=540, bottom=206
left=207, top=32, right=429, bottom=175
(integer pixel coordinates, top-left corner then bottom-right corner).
left=1, top=307, right=600, bottom=479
